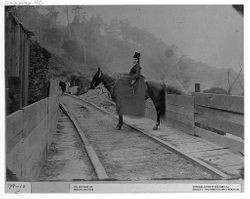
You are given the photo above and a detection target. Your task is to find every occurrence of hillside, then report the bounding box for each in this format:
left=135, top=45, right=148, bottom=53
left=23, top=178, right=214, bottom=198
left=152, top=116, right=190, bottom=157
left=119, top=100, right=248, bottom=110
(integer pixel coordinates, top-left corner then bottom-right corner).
left=15, top=6, right=243, bottom=95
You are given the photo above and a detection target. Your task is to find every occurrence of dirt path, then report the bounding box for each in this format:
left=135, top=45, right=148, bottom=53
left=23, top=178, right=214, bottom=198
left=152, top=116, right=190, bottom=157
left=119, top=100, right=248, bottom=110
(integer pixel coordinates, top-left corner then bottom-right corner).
left=61, top=95, right=218, bottom=180
left=38, top=109, right=97, bottom=181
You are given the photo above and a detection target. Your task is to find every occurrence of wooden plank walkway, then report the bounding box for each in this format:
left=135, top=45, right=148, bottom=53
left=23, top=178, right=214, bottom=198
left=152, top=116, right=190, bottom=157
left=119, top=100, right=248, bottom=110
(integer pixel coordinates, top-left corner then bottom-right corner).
left=123, top=116, right=243, bottom=178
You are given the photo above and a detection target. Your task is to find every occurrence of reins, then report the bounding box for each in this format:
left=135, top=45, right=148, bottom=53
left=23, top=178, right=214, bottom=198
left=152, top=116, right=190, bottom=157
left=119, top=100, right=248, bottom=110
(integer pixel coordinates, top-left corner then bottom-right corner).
left=104, top=80, right=116, bottom=88
left=100, top=73, right=117, bottom=88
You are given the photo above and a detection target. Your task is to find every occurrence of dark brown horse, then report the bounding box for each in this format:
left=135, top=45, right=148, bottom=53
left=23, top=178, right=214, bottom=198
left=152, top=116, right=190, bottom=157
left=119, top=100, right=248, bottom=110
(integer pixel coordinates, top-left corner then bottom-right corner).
left=90, top=67, right=182, bottom=130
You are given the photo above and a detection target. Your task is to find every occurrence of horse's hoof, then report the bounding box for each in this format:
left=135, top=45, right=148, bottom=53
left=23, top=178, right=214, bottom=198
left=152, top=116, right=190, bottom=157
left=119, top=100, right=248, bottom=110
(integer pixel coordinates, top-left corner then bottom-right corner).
left=152, top=125, right=158, bottom=130
left=116, top=125, right=122, bottom=130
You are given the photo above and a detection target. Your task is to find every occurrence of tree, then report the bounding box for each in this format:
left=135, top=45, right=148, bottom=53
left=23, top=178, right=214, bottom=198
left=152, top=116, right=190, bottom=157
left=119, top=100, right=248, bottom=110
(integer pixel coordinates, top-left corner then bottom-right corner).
left=70, top=6, right=88, bottom=65
left=42, top=28, right=63, bottom=46
left=72, top=6, right=85, bottom=22
left=61, top=40, right=83, bottom=63
left=63, top=7, right=72, bottom=39
left=45, top=7, right=59, bottom=27
left=203, top=87, right=228, bottom=95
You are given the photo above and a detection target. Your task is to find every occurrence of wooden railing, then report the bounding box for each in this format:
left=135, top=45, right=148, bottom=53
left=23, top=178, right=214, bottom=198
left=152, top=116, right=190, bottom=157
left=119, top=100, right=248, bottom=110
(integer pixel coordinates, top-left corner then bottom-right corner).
left=6, top=80, right=60, bottom=181
left=164, top=94, right=194, bottom=135
left=193, top=93, right=244, bottom=153
left=145, top=92, right=244, bottom=154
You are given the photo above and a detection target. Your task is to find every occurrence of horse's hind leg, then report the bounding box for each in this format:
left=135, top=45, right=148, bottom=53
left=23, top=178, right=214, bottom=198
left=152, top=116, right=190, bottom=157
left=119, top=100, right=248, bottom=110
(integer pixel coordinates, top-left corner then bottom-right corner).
left=116, top=114, right=123, bottom=130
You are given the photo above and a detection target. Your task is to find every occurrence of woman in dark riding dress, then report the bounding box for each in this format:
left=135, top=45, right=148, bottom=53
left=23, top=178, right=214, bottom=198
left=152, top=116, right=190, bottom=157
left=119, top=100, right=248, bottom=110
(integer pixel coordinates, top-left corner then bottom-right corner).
left=113, top=52, right=146, bottom=117
left=129, top=52, right=142, bottom=85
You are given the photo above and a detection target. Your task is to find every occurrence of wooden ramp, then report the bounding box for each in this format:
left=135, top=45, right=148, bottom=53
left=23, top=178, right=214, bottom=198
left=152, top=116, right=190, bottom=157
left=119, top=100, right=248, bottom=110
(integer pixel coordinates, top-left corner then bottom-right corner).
left=123, top=116, right=243, bottom=179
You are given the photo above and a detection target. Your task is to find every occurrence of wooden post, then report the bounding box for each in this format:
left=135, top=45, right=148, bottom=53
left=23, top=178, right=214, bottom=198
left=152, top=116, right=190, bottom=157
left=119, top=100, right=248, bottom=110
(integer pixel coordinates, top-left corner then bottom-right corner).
left=23, top=37, right=30, bottom=106
left=13, top=22, right=20, bottom=77
left=195, top=83, right=200, bottom=92
left=19, top=29, right=24, bottom=108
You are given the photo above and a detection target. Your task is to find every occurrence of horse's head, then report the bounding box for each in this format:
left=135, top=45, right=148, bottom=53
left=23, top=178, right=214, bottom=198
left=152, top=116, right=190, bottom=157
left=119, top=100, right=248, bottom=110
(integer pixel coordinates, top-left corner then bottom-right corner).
left=90, top=67, right=103, bottom=89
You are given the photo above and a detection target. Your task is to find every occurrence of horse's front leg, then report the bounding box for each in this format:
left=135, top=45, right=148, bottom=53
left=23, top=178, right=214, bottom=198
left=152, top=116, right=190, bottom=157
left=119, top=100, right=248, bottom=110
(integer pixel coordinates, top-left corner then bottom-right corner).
left=116, top=114, right=123, bottom=130
left=153, top=108, right=160, bottom=130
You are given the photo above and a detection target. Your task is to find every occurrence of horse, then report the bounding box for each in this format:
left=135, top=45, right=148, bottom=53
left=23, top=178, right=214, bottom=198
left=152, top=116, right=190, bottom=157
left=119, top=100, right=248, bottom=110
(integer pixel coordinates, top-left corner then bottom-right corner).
left=89, top=67, right=182, bottom=130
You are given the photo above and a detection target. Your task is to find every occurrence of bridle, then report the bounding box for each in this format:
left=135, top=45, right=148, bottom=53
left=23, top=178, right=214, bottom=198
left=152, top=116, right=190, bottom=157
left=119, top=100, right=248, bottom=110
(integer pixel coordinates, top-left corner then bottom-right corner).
left=97, top=72, right=117, bottom=88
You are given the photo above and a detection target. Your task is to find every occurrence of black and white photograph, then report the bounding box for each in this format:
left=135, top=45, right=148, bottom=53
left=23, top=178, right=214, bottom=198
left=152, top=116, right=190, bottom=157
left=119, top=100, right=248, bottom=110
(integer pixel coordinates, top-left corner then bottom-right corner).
left=3, top=2, right=244, bottom=193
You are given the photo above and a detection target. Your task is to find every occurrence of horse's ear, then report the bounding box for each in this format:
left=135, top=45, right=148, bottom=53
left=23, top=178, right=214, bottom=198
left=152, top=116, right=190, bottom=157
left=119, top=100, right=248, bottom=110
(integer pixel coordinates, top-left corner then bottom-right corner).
left=97, top=67, right=102, bottom=77
left=98, top=69, right=102, bottom=77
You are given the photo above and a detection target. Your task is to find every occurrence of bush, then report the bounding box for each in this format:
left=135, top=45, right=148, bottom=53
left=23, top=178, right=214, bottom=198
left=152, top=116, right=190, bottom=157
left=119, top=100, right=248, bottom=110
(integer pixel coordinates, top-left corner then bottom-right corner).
left=28, top=41, right=51, bottom=104
left=203, top=87, right=228, bottom=95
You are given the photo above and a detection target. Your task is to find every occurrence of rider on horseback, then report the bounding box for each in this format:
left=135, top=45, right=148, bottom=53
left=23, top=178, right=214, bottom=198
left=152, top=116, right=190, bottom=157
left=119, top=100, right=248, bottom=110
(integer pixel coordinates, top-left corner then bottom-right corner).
left=89, top=52, right=183, bottom=130
left=113, top=52, right=146, bottom=117
left=129, top=52, right=142, bottom=87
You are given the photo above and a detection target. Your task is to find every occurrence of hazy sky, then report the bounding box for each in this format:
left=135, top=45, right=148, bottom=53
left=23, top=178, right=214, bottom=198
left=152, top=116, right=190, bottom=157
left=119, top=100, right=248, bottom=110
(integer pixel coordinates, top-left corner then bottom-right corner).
left=56, top=5, right=243, bottom=70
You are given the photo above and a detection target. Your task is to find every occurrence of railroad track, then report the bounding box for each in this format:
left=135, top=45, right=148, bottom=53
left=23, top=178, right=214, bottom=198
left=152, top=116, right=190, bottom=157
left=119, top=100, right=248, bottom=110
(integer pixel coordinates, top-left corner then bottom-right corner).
left=38, top=107, right=98, bottom=181
left=58, top=94, right=224, bottom=181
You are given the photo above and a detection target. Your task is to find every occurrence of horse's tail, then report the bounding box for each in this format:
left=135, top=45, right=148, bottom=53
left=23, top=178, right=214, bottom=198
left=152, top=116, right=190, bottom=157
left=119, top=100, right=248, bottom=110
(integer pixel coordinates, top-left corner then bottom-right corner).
left=159, top=84, right=184, bottom=116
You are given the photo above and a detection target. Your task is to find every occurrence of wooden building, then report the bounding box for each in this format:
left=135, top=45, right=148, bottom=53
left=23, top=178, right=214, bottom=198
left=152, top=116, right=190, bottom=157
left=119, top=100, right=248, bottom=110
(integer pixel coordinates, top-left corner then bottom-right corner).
left=5, top=9, right=34, bottom=114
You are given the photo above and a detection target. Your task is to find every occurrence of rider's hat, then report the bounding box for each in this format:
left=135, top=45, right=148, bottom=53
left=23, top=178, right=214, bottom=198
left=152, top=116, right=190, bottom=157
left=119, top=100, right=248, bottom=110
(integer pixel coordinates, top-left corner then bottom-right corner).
left=133, top=52, right=141, bottom=59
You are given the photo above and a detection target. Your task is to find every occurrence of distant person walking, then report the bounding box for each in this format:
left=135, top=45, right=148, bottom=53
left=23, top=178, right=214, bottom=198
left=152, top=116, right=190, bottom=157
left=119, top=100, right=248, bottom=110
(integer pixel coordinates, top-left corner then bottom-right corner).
left=59, top=81, right=66, bottom=94
left=113, top=52, right=147, bottom=117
